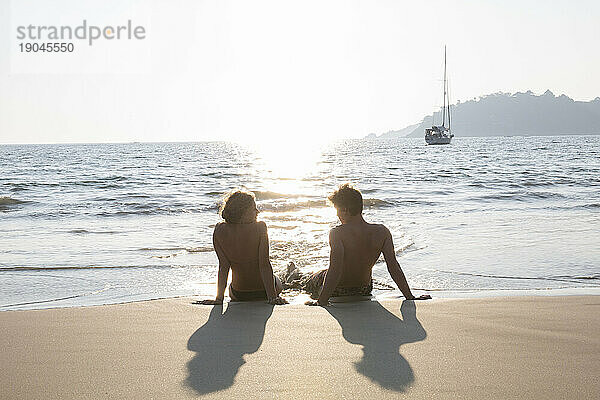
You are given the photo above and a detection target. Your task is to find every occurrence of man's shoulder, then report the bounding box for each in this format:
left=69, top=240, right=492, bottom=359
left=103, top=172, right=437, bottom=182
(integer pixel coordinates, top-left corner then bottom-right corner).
left=367, top=223, right=391, bottom=240
left=375, top=223, right=391, bottom=233
left=329, top=225, right=349, bottom=241
left=330, top=223, right=389, bottom=232
left=329, top=224, right=343, bottom=235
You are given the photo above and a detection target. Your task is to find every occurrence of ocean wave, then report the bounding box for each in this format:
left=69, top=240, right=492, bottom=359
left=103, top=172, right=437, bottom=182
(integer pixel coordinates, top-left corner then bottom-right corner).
left=363, top=198, right=393, bottom=208
left=473, top=191, right=567, bottom=202
left=431, top=269, right=600, bottom=286
left=0, top=265, right=159, bottom=271
left=395, top=241, right=415, bottom=255
left=152, top=253, right=178, bottom=259
left=4, top=183, right=32, bottom=192
left=259, top=199, right=327, bottom=212
left=13, top=200, right=214, bottom=218
left=550, top=274, right=600, bottom=281
left=262, top=215, right=332, bottom=225
left=408, top=286, right=573, bottom=292
left=258, top=197, right=393, bottom=213
left=397, top=199, right=439, bottom=207
left=0, top=285, right=111, bottom=308
left=268, top=224, right=298, bottom=230
left=578, top=203, right=600, bottom=209
left=97, top=205, right=205, bottom=217
left=186, top=246, right=214, bottom=253
left=0, top=263, right=213, bottom=272
left=79, top=176, right=128, bottom=184
left=67, top=229, right=121, bottom=234
left=3, top=179, right=131, bottom=191
left=139, top=246, right=213, bottom=253
left=3, top=182, right=59, bottom=190
left=253, top=191, right=301, bottom=200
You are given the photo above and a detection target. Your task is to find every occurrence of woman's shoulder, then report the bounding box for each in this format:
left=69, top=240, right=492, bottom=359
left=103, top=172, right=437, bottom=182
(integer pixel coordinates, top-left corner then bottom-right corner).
left=213, top=222, right=227, bottom=235
left=214, top=221, right=267, bottom=231
left=256, top=220, right=267, bottom=229
left=214, top=222, right=226, bottom=229
left=255, top=221, right=268, bottom=239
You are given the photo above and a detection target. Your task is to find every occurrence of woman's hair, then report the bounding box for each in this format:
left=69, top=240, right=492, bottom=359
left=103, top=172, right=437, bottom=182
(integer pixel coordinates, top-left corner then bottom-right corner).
left=328, top=183, right=363, bottom=215
left=219, top=190, right=257, bottom=223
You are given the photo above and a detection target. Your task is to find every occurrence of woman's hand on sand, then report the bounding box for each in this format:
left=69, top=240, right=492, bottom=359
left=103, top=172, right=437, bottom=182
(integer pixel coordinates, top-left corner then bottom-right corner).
left=268, top=296, right=288, bottom=305
left=407, top=294, right=432, bottom=300
left=305, top=300, right=330, bottom=307
left=195, top=298, right=223, bottom=305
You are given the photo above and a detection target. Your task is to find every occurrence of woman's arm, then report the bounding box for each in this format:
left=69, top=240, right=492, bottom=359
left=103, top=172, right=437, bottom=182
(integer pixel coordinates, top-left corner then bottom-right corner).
left=201, top=225, right=231, bottom=305
left=258, top=222, right=286, bottom=304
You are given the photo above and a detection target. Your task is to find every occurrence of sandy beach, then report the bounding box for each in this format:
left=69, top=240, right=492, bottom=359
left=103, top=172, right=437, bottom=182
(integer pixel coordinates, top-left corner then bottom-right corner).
left=1, top=296, right=598, bottom=399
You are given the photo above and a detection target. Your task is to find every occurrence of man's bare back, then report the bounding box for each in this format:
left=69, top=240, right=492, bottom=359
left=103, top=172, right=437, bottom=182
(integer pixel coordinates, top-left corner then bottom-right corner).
left=308, top=183, right=431, bottom=306
left=331, top=221, right=388, bottom=288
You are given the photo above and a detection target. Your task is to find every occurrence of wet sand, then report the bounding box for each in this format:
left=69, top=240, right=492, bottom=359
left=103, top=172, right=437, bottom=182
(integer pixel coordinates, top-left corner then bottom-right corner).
left=1, top=296, right=598, bottom=399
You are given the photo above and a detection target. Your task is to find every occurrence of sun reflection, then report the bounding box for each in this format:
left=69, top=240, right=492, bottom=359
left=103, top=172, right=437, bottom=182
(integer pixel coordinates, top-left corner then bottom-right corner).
left=249, top=140, right=324, bottom=182
left=240, top=140, right=340, bottom=273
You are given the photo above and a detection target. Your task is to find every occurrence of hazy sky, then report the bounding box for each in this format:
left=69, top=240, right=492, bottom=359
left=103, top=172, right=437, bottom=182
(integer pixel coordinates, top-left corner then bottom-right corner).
left=1, top=0, right=599, bottom=144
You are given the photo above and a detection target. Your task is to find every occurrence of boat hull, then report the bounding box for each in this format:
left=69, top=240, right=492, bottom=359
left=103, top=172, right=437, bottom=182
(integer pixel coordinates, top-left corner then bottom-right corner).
left=425, top=136, right=452, bottom=145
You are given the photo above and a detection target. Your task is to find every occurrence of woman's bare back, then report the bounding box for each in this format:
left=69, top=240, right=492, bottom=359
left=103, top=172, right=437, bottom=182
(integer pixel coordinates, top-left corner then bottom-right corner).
left=213, top=221, right=266, bottom=291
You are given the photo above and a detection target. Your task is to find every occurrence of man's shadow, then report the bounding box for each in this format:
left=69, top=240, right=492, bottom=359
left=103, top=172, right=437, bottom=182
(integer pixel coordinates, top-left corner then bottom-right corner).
left=326, top=300, right=426, bottom=392
left=185, top=303, right=274, bottom=395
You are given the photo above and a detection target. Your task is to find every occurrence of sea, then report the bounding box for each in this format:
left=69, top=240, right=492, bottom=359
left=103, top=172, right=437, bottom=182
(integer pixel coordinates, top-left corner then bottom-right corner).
left=1, top=136, right=599, bottom=310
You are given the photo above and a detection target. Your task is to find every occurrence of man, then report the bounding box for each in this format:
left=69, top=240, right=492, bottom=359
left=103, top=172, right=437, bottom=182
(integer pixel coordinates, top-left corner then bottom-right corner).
left=305, top=183, right=431, bottom=306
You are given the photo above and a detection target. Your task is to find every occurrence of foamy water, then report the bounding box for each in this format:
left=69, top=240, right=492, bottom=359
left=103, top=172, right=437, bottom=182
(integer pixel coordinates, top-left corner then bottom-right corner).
left=1, top=136, right=599, bottom=309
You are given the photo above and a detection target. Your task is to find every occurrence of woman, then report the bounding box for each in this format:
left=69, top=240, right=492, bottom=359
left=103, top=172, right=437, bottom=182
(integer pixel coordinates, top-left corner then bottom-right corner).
left=201, top=190, right=287, bottom=305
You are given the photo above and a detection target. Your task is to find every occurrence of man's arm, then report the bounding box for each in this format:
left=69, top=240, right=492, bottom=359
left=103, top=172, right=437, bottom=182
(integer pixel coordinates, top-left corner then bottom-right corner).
left=381, top=227, right=429, bottom=300
left=316, top=228, right=345, bottom=305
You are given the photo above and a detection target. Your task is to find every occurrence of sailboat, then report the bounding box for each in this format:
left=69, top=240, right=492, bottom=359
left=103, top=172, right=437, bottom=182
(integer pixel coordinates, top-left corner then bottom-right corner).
left=425, top=46, right=454, bottom=145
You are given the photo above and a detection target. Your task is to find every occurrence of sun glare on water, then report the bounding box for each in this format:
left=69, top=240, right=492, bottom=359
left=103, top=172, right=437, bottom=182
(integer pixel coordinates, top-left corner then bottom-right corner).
left=243, top=140, right=339, bottom=263
left=250, top=140, right=324, bottom=184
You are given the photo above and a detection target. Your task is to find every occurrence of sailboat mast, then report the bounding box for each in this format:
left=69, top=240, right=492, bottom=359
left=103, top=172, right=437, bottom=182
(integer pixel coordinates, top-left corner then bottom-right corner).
left=448, top=96, right=451, bottom=131
left=442, top=45, right=447, bottom=127
left=447, top=48, right=450, bottom=131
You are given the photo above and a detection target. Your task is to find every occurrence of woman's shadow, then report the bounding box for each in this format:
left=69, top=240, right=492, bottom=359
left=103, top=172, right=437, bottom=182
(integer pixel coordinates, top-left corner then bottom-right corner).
left=185, top=302, right=274, bottom=395
left=326, top=300, right=427, bottom=392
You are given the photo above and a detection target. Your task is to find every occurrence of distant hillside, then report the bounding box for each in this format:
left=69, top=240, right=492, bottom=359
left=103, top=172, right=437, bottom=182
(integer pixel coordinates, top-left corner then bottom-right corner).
left=368, top=91, right=600, bottom=139
left=365, top=123, right=420, bottom=139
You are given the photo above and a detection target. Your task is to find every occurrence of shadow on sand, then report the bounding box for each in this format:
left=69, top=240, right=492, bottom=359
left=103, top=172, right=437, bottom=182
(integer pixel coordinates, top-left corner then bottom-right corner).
left=185, top=302, right=274, bottom=395
left=326, top=300, right=426, bottom=392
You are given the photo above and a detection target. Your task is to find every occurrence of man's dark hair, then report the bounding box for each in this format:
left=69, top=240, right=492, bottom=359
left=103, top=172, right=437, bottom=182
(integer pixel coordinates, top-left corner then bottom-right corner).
left=328, top=183, right=363, bottom=216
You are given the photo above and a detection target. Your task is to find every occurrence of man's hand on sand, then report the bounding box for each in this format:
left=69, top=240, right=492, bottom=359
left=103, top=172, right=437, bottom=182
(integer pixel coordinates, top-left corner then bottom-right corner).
left=407, top=294, right=432, bottom=300
left=268, top=296, right=288, bottom=305
left=194, top=298, right=223, bottom=305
